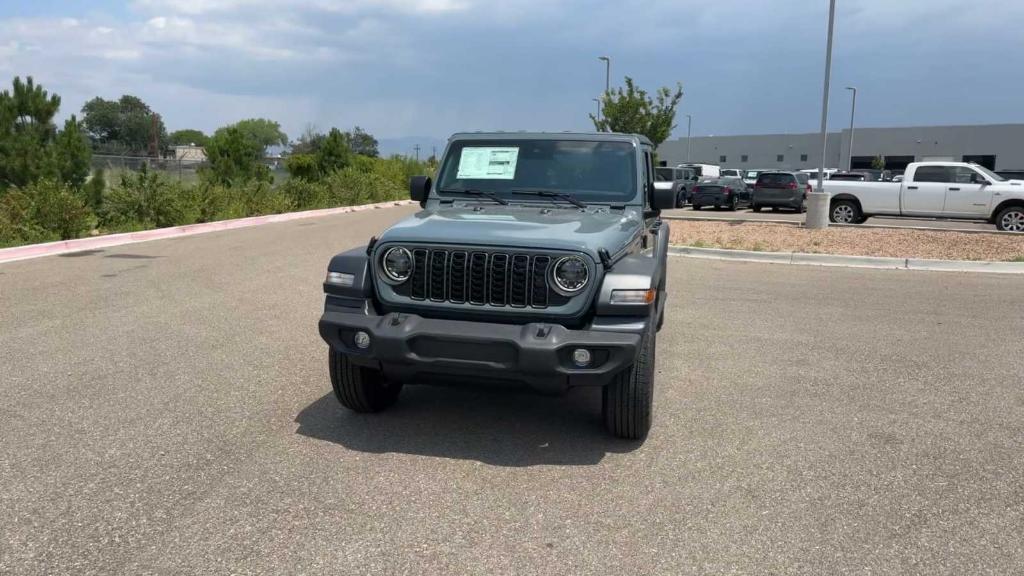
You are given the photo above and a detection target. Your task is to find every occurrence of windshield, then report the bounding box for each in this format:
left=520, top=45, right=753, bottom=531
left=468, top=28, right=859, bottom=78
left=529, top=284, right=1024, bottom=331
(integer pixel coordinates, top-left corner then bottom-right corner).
left=974, top=165, right=1007, bottom=182
left=437, top=139, right=637, bottom=204
left=655, top=167, right=674, bottom=181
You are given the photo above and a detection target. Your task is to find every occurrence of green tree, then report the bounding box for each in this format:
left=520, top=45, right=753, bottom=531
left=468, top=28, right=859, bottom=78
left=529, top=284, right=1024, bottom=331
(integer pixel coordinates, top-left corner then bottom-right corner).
left=202, top=126, right=272, bottom=186
left=591, top=77, right=684, bottom=148
left=53, top=115, right=92, bottom=190
left=81, top=95, right=168, bottom=156
left=217, top=118, right=287, bottom=154
left=346, top=126, right=379, bottom=157
left=168, top=129, right=209, bottom=147
left=0, top=76, right=62, bottom=189
left=317, top=128, right=353, bottom=174
left=871, top=155, right=886, bottom=171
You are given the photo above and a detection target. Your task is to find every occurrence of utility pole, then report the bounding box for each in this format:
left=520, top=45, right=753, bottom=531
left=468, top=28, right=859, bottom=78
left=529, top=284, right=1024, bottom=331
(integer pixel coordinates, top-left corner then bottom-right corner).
left=686, top=114, right=692, bottom=163
left=807, top=0, right=837, bottom=230
left=845, top=86, right=857, bottom=171
left=413, top=144, right=421, bottom=162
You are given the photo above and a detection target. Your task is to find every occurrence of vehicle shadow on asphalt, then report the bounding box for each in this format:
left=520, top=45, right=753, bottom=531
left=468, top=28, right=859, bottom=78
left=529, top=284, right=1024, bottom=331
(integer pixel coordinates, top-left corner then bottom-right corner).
left=294, top=385, right=640, bottom=467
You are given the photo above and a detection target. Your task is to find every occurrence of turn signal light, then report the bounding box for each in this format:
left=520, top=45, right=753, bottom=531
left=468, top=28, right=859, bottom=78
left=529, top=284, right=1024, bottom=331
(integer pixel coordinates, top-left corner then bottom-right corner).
left=610, top=289, right=656, bottom=304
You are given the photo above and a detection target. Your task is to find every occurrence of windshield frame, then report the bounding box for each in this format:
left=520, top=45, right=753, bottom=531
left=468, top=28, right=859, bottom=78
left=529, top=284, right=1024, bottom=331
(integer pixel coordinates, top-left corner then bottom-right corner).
left=434, top=138, right=642, bottom=206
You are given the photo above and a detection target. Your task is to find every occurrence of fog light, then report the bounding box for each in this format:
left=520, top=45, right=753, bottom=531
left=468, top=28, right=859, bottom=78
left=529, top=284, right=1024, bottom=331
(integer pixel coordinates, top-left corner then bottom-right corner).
left=572, top=348, right=592, bottom=367
left=353, top=331, right=371, bottom=349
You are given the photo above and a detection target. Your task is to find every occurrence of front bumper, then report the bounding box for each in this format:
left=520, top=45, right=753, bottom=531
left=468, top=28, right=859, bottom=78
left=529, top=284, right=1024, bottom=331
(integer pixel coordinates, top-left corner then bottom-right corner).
left=319, top=306, right=644, bottom=393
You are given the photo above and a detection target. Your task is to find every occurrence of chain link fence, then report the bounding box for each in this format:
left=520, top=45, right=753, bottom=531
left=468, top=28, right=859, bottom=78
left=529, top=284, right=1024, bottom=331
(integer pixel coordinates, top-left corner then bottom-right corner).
left=91, top=154, right=290, bottom=185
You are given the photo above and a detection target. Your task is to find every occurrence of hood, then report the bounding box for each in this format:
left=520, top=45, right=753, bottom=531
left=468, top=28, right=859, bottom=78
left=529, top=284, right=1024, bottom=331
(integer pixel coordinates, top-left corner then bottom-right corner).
left=378, top=203, right=643, bottom=259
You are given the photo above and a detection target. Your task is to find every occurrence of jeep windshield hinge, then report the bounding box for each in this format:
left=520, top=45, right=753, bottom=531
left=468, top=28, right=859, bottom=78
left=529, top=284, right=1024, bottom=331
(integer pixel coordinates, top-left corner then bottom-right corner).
left=366, top=236, right=378, bottom=257
left=598, top=248, right=613, bottom=271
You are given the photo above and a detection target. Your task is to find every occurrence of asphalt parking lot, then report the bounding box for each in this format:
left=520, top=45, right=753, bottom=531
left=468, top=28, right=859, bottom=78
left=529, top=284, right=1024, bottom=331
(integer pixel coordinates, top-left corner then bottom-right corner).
left=2, top=205, right=1023, bottom=575
left=663, top=206, right=999, bottom=231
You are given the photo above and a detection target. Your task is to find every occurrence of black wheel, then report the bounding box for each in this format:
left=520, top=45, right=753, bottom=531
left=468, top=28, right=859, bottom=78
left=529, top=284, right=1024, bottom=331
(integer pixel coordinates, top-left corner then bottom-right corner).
left=752, top=205, right=762, bottom=213
left=728, top=197, right=738, bottom=211
left=603, top=330, right=656, bottom=440
left=692, top=204, right=701, bottom=211
left=995, top=205, right=1024, bottom=232
left=771, top=207, right=779, bottom=213
left=830, top=200, right=863, bottom=224
left=329, top=348, right=403, bottom=412
left=675, top=192, right=686, bottom=209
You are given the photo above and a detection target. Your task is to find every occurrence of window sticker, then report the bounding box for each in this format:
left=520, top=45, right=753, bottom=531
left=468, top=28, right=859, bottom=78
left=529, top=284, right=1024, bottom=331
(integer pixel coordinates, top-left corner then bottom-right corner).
left=456, top=147, right=520, bottom=180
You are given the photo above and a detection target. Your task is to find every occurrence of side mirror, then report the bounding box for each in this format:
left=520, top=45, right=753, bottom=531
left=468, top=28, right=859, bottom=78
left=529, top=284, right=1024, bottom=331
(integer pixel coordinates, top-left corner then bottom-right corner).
left=650, top=185, right=676, bottom=211
left=973, top=176, right=989, bottom=185
left=409, top=176, right=431, bottom=205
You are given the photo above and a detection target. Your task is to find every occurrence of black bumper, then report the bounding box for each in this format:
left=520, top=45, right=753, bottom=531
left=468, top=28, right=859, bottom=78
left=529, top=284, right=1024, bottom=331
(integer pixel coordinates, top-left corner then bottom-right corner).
left=318, top=307, right=644, bottom=393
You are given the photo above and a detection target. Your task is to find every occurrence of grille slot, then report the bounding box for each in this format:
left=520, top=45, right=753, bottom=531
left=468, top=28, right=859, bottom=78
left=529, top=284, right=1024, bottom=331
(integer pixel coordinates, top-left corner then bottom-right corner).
left=448, top=251, right=468, bottom=303
left=509, top=255, right=530, bottom=307
left=489, top=254, right=509, bottom=306
left=469, top=252, right=488, bottom=304
left=410, top=249, right=428, bottom=300
left=391, top=247, right=567, bottom=309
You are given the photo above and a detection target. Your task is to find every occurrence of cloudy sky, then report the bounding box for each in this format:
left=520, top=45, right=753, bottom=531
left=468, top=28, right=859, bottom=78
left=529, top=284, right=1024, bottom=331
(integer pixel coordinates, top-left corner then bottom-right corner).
left=1, top=0, right=1022, bottom=154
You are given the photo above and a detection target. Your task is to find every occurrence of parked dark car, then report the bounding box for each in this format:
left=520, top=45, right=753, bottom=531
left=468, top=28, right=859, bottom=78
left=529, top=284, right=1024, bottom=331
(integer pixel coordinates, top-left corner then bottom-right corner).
left=996, top=169, right=1024, bottom=180
left=751, top=172, right=810, bottom=213
left=829, top=172, right=869, bottom=181
left=690, top=177, right=751, bottom=211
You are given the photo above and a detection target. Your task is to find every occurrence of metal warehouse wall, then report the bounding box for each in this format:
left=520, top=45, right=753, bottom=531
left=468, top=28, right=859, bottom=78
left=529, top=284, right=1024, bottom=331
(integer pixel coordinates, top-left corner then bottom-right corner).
left=658, top=124, right=1024, bottom=170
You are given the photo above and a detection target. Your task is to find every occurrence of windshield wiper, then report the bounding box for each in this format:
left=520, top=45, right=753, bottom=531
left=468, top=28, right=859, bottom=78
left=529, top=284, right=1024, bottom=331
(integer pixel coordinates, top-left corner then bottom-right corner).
left=439, top=188, right=509, bottom=205
left=509, top=189, right=587, bottom=209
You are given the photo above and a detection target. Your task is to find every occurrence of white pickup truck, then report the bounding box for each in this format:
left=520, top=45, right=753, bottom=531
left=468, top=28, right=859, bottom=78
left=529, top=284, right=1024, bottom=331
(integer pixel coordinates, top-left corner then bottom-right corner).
left=823, top=162, right=1024, bottom=232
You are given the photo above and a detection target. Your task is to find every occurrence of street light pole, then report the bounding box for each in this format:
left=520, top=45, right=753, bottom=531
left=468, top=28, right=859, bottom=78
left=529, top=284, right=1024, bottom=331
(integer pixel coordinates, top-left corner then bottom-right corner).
left=806, top=0, right=837, bottom=230
left=845, top=86, right=857, bottom=171
left=686, top=114, right=692, bottom=163
left=597, top=56, right=610, bottom=124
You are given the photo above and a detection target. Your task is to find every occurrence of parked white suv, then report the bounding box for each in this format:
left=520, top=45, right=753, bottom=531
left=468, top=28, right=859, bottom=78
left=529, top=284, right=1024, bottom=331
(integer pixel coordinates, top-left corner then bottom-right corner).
left=823, top=162, right=1024, bottom=232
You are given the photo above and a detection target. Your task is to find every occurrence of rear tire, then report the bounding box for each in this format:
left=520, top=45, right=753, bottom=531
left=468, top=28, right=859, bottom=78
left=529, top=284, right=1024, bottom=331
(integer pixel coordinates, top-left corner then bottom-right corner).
left=329, top=348, right=403, bottom=412
left=728, top=197, right=738, bottom=211
left=994, top=205, right=1024, bottom=232
left=692, top=204, right=701, bottom=211
left=752, top=205, right=762, bottom=213
left=829, top=200, right=863, bottom=224
left=603, top=330, right=656, bottom=440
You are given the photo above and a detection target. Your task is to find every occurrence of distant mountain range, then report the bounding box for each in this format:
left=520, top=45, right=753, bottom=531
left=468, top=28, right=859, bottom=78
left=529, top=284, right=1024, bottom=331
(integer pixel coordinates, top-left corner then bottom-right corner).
left=378, top=136, right=448, bottom=160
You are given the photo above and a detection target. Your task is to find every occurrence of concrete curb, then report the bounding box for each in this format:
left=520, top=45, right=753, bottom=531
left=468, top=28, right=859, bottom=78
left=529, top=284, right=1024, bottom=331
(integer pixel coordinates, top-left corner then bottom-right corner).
left=0, top=200, right=417, bottom=265
left=662, top=213, right=1012, bottom=236
left=668, top=245, right=1024, bottom=274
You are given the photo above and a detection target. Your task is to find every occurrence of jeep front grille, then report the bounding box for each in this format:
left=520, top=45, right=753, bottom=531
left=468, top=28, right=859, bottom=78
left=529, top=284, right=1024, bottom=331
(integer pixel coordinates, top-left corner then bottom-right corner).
left=406, top=248, right=555, bottom=308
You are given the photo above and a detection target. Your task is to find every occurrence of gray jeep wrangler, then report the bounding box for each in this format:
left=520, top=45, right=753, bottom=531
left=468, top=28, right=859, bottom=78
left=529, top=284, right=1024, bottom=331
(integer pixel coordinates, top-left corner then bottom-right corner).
left=318, top=132, right=674, bottom=439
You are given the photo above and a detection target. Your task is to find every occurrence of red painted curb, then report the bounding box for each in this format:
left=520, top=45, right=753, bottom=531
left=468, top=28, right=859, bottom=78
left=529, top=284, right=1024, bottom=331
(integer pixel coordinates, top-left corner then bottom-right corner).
left=0, top=200, right=416, bottom=264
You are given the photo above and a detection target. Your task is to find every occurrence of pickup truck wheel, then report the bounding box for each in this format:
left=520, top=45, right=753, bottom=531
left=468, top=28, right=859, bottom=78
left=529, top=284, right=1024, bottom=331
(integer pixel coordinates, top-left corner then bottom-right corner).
left=995, top=206, right=1024, bottom=232
left=602, top=330, right=655, bottom=440
left=692, top=204, right=701, bottom=211
left=751, top=205, right=762, bottom=213
left=329, top=348, right=403, bottom=412
left=830, top=200, right=862, bottom=224
left=728, top=197, right=738, bottom=211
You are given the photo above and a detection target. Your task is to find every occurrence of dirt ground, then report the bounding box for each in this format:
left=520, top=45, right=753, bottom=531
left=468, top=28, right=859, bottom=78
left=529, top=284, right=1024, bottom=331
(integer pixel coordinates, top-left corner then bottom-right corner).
left=667, top=220, right=1024, bottom=261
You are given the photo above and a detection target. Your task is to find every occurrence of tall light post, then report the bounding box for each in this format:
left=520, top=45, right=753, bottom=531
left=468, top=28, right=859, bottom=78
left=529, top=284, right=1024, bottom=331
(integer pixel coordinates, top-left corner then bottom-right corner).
left=845, top=86, right=857, bottom=171
left=807, top=0, right=837, bottom=230
left=686, top=114, right=692, bottom=163
left=598, top=55, right=610, bottom=124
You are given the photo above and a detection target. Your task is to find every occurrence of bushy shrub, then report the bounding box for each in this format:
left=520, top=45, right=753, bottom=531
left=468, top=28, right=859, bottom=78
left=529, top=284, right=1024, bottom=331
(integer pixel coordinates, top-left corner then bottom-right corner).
left=279, top=178, right=331, bottom=210
left=0, top=180, right=92, bottom=245
left=199, top=181, right=292, bottom=222
left=101, top=166, right=200, bottom=230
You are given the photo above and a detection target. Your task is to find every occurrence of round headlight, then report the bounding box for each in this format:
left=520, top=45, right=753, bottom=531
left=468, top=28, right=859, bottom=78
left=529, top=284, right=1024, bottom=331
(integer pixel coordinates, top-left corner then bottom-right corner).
left=381, top=247, right=413, bottom=283
left=552, top=256, right=589, bottom=294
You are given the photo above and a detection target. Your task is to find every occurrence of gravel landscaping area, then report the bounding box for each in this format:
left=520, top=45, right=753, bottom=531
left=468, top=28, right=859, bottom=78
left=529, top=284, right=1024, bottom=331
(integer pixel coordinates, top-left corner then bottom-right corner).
left=668, top=220, right=1024, bottom=261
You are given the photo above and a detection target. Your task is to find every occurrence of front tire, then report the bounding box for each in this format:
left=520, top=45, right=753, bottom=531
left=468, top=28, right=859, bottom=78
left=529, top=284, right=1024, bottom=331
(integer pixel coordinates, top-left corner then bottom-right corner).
left=995, top=205, right=1024, bottom=232
left=603, top=331, right=656, bottom=440
left=752, top=205, right=762, bottom=213
left=329, top=348, right=403, bottom=412
left=692, top=204, right=701, bottom=211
